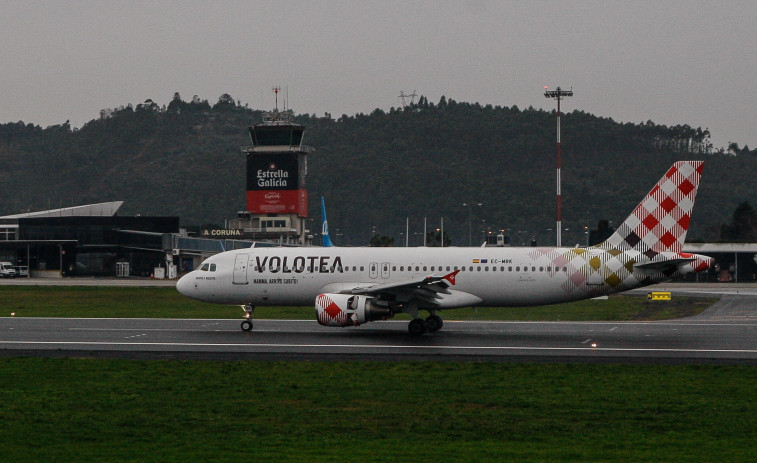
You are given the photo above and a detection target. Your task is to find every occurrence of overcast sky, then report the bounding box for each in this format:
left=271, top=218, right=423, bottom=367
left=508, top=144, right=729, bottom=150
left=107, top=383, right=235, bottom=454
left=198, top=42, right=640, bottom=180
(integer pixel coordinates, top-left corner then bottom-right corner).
left=1, top=0, right=755, bottom=149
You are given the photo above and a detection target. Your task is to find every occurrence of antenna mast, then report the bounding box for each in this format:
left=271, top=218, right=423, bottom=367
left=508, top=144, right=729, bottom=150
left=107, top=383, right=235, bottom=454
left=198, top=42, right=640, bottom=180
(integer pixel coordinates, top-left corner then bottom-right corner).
left=273, top=86, right=281, bottom=111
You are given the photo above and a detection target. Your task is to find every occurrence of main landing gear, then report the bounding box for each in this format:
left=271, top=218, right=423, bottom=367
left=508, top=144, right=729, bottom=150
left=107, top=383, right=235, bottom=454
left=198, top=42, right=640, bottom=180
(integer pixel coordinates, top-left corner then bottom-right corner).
left=241, top=304, right=255, bottom=331
left=408, top=314, right=444, bottom=336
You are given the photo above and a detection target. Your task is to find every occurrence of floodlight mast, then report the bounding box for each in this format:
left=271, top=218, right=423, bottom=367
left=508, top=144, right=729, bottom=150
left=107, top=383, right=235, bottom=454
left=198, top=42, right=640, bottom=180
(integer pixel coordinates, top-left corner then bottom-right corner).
left=544, top=86, right=573, bottom=247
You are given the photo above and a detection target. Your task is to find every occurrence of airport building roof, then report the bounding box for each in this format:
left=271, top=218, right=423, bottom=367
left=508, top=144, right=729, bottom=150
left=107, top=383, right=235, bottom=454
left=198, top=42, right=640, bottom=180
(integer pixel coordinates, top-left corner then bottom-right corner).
left=0, top=201, right=124, bottom=219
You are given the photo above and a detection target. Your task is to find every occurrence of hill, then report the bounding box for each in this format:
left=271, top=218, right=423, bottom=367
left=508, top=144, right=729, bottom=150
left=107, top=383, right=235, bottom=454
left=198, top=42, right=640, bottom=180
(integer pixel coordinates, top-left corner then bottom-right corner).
left=0, top=93, right=754, bottom=246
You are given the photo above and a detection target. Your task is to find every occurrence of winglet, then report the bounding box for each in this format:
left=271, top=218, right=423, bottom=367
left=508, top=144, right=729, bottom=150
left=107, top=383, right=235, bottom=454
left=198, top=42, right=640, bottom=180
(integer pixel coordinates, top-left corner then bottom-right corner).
left=321, top=196, right=333, bottom=247
left=443, top=270, right=460, bottom=285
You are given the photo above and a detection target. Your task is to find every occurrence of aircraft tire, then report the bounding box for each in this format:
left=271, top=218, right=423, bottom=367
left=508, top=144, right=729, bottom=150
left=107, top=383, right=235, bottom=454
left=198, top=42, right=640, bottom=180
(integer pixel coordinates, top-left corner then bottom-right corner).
left=408, top=318, right=427, bottom=336
left=241, top=320, right=253, bottom=331
left=425, top=315, right=443, bottom=332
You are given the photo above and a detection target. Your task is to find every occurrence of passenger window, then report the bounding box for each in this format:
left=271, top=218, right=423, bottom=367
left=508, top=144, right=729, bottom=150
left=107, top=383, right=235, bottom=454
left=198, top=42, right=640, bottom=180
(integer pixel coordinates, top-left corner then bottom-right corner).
left=515, top=266, right=519, bottom=271
left=508, top=266, right=512, bottom=271
left=360, top=266, right=365, bottom=272
left=447, top=266, right=451, bottom=271
left=477, top=266, right=481, bottom=271
left=423, top=266, right=427, bottom=271
left=532, top=267, right=536, bottom=272
left=469, top=266, right=473, bottom=271
left=563, top=267, right=568, bottom=272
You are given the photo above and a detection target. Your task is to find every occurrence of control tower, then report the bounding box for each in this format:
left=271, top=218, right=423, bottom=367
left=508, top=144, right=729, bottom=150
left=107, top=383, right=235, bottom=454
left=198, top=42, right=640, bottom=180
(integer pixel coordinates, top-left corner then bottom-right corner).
left=229, top=104, right=314, bottom=245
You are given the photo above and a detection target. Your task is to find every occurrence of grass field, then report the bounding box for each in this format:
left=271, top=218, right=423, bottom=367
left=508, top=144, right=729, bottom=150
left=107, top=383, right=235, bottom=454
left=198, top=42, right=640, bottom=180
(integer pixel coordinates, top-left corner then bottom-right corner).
left=0, top=287, right=739, bottom=461
left=1, top=359, right=755, bottom=462
left=0, top=286, right=716, bottom=321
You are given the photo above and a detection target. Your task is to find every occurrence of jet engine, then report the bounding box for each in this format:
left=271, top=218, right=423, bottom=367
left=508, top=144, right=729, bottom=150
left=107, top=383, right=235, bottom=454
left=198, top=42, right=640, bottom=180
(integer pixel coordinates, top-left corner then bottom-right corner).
left=315, top=293, right=393, bottom=327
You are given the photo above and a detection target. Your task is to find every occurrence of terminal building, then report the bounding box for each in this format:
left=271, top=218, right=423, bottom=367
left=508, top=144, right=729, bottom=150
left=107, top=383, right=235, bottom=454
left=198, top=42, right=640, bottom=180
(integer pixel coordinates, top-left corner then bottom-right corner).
left=0, top=202, right=179, bottom=277
left=0, top=201, right=280, bottom=278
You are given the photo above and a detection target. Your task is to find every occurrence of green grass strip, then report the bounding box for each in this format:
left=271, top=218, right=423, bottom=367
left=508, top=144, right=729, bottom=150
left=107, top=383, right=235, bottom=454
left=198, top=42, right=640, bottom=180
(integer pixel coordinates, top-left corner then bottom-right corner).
left=0, top=286, right=715, bottom=320
left=0, top=359, right=755, bottom=462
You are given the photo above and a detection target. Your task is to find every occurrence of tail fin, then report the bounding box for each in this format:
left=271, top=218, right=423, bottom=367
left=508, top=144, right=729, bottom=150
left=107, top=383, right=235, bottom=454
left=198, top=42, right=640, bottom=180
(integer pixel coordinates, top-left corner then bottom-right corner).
left=321, top=196, right=333, bottom=247
left=598, top=161, right=704, bottom=255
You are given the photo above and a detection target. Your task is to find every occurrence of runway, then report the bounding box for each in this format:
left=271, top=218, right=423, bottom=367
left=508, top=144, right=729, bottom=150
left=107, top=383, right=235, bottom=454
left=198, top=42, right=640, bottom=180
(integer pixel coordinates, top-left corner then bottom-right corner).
left=2, top=291, right=757, bottom=363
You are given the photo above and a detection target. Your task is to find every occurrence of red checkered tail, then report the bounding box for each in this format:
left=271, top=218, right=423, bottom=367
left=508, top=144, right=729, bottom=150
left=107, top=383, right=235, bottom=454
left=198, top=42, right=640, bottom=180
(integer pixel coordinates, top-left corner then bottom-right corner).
left=597, top=161, right=704, bottom=254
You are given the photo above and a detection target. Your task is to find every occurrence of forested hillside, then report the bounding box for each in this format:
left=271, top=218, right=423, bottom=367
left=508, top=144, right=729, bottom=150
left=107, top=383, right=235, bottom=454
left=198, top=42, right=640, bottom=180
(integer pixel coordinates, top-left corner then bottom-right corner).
left=0, top=93, right=754, bottom=246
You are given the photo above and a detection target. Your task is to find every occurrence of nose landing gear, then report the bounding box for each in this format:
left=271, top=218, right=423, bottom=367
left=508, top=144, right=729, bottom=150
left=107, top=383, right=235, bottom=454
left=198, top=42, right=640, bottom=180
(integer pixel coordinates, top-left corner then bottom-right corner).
left=241, top=304, right=255, bottom=331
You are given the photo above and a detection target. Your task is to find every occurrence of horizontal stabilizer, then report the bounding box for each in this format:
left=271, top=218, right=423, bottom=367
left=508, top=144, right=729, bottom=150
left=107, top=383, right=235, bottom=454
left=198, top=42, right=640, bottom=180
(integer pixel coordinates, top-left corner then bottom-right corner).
left=634, top=257, right=696, bottom=274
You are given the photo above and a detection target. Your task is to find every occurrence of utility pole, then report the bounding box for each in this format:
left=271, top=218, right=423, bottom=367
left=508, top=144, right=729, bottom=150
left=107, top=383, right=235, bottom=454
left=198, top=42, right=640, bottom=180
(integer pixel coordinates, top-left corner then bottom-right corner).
left=544, top=86, right=573, bottom=247
left=462, top=203, right=482, bottom=246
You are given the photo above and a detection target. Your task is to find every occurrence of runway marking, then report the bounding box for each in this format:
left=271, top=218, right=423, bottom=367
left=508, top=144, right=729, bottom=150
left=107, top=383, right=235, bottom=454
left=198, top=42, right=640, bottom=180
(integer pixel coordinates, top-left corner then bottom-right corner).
left=609, top=327, right=618, bottom=331
left=581, top=338, right=592, bottom=344
left=2, top=341, right=757, bottom=355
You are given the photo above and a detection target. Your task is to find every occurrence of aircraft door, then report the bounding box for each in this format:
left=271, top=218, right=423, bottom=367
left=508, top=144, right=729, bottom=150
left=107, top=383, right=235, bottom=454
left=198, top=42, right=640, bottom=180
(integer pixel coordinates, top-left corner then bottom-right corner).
left=233, top=254, right=249, bottom=285
left=381, top=262, right=390, bottom=279
left=586, top=250, right=605, bottom=286
left=369, top=262, right=378, bottom=279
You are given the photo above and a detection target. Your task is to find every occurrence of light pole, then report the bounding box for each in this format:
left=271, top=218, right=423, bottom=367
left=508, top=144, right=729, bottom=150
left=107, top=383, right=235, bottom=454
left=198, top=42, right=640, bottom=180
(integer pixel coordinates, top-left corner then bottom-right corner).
left=462, top=202, right=482, bottom=246
left=544, top=85, right=573, bottom=247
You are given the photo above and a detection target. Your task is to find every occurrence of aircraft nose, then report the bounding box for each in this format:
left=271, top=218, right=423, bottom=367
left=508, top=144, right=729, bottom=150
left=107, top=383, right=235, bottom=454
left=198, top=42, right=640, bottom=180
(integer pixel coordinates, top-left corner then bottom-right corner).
left=176, top=272, right=194, bottom=296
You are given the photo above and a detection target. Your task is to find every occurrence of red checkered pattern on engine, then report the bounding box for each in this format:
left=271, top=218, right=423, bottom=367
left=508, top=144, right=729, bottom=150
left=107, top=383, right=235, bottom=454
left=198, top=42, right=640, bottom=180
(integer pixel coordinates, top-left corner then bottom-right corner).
left=316, top=294, right=347, bottom=325
left=600, top=161, right=703, bottom=255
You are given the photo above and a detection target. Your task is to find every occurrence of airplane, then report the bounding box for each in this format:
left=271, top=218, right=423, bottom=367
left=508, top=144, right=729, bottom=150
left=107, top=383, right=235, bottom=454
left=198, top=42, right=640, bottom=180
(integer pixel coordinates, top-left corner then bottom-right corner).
left=177, top=161, right=712, bottom=335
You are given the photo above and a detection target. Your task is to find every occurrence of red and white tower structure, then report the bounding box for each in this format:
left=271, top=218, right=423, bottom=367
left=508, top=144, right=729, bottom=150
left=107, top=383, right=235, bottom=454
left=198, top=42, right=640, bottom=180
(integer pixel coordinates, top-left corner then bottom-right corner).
left=544, top=86, right=573, bottom=247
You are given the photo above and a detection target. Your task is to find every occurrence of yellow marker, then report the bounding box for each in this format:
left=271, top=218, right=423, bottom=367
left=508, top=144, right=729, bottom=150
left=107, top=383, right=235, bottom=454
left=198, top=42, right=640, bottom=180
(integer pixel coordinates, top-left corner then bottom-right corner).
left=647, top=291, right=671, bottom=301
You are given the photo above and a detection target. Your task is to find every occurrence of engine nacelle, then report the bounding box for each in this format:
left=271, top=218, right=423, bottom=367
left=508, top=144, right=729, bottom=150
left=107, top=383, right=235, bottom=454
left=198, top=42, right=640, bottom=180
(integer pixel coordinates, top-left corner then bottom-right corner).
left=315, top=293, right=392, bottom=327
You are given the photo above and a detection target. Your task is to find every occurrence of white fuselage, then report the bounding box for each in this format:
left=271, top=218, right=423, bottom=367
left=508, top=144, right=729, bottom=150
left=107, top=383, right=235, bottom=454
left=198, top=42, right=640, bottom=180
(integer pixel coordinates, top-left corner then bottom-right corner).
left=177, top=245, right=670, bottom=308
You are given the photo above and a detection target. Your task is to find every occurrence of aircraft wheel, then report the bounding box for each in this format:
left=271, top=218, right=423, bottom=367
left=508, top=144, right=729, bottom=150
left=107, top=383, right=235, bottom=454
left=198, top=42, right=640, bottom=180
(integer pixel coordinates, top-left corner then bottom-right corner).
left=241, top=320, right=253, bottom=331
left=425, top=315, right=443, bottom=332
left=408, top=318, right=427, bottom=336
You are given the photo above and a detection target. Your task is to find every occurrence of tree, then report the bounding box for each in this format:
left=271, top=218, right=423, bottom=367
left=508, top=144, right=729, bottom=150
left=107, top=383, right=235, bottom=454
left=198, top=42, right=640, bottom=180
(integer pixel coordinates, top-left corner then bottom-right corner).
left=425, top=230, right=451, bottom=247
left=720, top=202, right=757, bottom=242
left=213, top=93, right=236, bottom=110
left=589, top=220, right=615, bottom=246
left=369, top=234, right=394, bottom=247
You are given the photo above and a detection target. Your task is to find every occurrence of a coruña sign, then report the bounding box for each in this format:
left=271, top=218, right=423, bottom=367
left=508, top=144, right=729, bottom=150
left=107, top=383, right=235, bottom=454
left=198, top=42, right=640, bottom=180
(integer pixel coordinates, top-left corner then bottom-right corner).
left=201, top=228, right=244, bottom=238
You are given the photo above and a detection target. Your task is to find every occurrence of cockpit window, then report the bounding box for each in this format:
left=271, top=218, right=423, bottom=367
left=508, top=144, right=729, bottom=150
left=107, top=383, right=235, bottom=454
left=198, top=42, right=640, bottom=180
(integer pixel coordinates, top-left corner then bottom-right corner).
left=210, top=264, right=216, bottom=272
left=200, top=263, right=209, bottom=271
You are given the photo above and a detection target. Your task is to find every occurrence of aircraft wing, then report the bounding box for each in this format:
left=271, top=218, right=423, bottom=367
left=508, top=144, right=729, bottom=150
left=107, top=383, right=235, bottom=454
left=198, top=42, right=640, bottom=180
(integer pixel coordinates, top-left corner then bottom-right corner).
left=328, top=270, right=468, bottom=307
